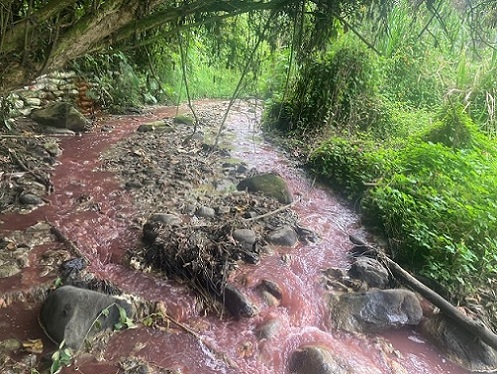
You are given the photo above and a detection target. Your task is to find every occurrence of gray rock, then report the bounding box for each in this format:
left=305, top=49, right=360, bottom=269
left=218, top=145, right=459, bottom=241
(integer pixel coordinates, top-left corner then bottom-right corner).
left=39, top=286, right=134, bottom=350
left=330, top=289, right=422, bottom=333
left=258, top=279, right=282, bottom=300
left=25, top=97, right=42, bottom=107
left=255, top=319, right=280, bottom=340
left=149, top=213, right=182, bottom=226
left=196, top=206, right=216, bottom=218
left=267, top=225, right=298, bottom=246
left=419, top=314, right=497, bottom=372
left=137, top=120, right=169, bottom=132
left=43, top=141, right=62, bottom=157
left=0, top=262, right=21, bottom=278
left=223, top=284, right=257, bottom=318
left=232, top=229, right=256, bottom=245
left=19, top=193, right=43, bottom=205
left=237, top=173, right=293, bottom=204
left=30, top=102, right=89, bottom=131
left=13, top=100, right=24, bottom=109
left=0, top=338, right=22, bottom=353
left=216, top=206, right=231, bottom=215
left=349, top=257, right=390, bottom=288
left=125, top=180, right=143, bottom=189
left=289, top=345, right=383, bottom=374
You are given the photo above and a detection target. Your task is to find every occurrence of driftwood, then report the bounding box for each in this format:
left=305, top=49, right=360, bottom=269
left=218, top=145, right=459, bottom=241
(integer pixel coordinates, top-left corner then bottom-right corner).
left=349, top=235, right=497, bottom=352
left=49, top=223, right=87, bottom=261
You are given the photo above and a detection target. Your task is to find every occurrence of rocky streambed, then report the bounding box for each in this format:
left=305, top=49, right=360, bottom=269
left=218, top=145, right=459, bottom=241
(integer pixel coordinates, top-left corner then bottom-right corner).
left=0, top=100, right=490, bottom=373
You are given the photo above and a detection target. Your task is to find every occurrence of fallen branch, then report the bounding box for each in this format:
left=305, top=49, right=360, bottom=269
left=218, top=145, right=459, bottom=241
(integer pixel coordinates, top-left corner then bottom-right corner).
left=244, top=202, right=294, bottom=222
left=49, top=223, right=87, bottom=261
left=349, top=235, right=497, bottom=351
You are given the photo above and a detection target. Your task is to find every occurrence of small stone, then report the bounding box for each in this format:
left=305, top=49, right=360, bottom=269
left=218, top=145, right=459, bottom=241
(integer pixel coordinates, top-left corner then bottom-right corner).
left=267, top=226, right=298, bottom=246
left=255, top=319, right=280, bottom=340
left=19, top=193, right=43, bottom=205
left=125, top=180, right=143, bottom=189
left=43, top=141, right=62, bottom=157
left=232, top=229, right=256, bottom=245
left=196, top=206, right=215, bottom=218
left=0, top=263, right=21, bottom=278
left=258, top=279, right=283, bottom=300
left=149, top=213, right=182, bottom=226
left=216, top=206, right=231, bottom=215
left=0, top=338, right=22, bottom=353
left=223, top=284, right=257, bottom=318
left=25, top=98, right=43, bottom=107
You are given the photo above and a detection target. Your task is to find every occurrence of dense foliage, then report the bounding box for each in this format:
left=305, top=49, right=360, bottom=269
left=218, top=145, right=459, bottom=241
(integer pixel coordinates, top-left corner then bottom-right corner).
left=265, top=0, right=497, bottom=299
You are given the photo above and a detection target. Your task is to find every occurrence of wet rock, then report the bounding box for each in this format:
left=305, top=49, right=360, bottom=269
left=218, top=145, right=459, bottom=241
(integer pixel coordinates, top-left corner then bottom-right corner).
left=419, top=313, right=497, bottom=372
left=196, top=206, right=215, bottom=218
left=260, top=290, right=280, bottom=307
left=289, top=345, right=382, bottom=374
left=215, top=206, right=231, bottom=215
left=349, top=256, right=390, bottom=289
left=223, top=284, right=257, bottom=318
left=267, top=225, right=298, bottom=246
left=0, top=338, right=21, bottom=353
left=43, top=141, right=62, bottom=157
left=0, top=262, right=21, bottom=278
left=255, top=319, right=280, bottom=340
left=330, top=289, right=422, bottom=333
left=173, top=115, right=194, bottom=126
left=39, top=286, right=134, bottom=350
left=149, top=213, right=182, bottom=226
left=237, top=173, right=293, bottom=204
left=125, top=180, right=143, bottom=189
left=19, top=193, right=43, bottom=205
left=137, top=120, right=170, bottom=132
left=60, top=257, right=87, bottom=282
left=232, top=229, right=256, bottom=245
left=258, top=279, right=283, bottom=300
left=30, top=102, right=89, bottom=132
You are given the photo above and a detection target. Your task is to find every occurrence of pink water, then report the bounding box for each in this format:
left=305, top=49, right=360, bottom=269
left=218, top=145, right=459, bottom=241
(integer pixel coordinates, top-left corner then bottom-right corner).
left=0, top=102, right=467, bottom=373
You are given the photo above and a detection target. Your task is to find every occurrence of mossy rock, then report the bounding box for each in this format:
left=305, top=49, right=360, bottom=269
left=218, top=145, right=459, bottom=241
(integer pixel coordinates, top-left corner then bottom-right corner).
left=30, top=102, right=89, bottom=131
left=173, top=114, right=194, bottom=126
left=237, top=173, right=293, bottom=204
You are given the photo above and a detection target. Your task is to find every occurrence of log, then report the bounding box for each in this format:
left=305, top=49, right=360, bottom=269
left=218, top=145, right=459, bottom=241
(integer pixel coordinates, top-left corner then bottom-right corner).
left=349, top=235, right=497, bottom=352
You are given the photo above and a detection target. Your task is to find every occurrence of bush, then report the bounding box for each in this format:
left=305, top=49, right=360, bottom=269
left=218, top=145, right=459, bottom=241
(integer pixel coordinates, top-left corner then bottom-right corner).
left=309, top=136, right=399, bottom=199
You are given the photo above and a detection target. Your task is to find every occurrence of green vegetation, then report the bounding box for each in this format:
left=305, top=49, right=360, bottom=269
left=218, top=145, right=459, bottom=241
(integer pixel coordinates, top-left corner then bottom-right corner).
left=265, top=1, right=497, bottom=299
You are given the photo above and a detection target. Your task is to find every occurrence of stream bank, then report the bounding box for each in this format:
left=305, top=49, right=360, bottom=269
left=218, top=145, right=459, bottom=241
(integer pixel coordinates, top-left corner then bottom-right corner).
left=0, top=101, right=470, bottom=373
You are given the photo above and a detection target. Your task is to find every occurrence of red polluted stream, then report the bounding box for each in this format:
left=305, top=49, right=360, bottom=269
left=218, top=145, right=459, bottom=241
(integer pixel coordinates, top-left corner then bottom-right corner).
left=0, top=102, right=468, bottom=373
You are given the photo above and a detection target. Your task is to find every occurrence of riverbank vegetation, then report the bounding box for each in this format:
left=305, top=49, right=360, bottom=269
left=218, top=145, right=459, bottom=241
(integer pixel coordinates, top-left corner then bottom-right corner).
left=264, top=0, right=497, bottom=305
left=2, top=0, right=497, bottom=313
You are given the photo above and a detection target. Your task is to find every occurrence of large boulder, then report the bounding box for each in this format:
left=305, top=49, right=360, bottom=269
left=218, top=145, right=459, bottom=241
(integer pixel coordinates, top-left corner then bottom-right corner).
left=330, top=289, right=422, bottom=333
left=39, top=286, right=133, bottom=350
left=348, top=257, right=390, bottom=289
left=419, top=314, right=497, bottom=372
left=267, top=225, right=298, bottom=247
left=289, top=345, right=382, bottom=374
left=237, top=173, right=293, bottom=204
left=30, top=102, right=89, bottom=132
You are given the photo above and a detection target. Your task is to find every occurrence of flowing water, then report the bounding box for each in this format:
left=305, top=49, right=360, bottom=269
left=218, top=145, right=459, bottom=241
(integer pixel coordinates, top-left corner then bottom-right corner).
left=0, top=102, right=467, bottom=373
